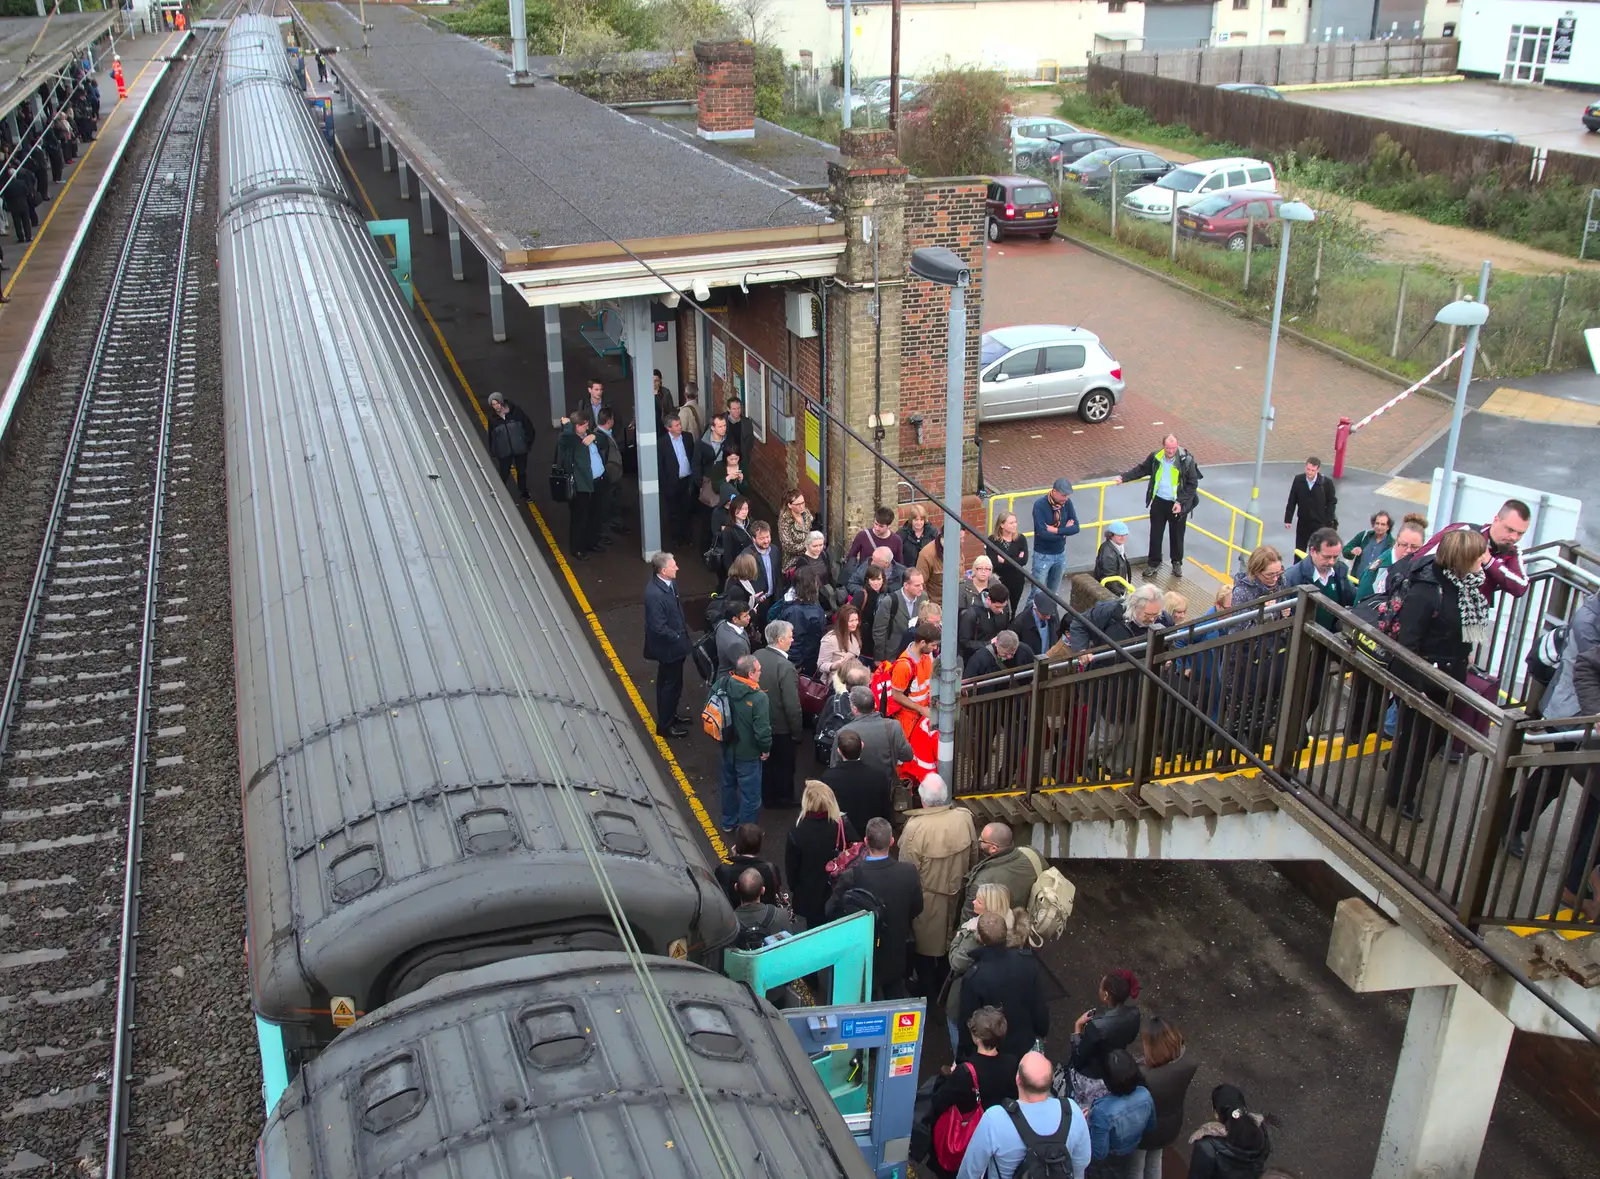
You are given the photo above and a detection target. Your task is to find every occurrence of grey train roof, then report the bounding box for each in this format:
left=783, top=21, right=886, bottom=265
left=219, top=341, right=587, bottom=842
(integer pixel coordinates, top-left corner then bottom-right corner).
left=216, top=15, right=733, bottom=1025
left=258, top=953, right=874, bottom=1177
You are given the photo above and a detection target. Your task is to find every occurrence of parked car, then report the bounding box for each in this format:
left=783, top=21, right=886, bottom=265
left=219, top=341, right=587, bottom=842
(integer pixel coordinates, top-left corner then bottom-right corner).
left=979, top=325, right=1124, bottom=423
left=1216, top=82, right=1283, bottom=100
left=1064, top=147, right=1175, bottom=195
left=1008, top=116, right=1079, bottom=166
left=1122, top=156, right=1276, bottom=221
left=1178, top=190, right=1284, bottom=249
left=1459, top=129, right=1518, bottom=143
left=1585, top=101, right=1600, bottom=132
left=1043, top=132, right=1120, bottom=167
left=985, top=176, right=1059, bottom=242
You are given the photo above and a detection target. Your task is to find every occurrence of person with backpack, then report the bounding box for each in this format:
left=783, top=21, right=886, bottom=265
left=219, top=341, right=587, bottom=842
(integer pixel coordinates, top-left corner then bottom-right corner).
left=713, top=823, right=782, bottom=906
left=956, top=1051, right=1090, bottom=1179
left=815, top=662, right=871, bottom=767
left=961, top=823, right=1040, bottom=923
left=899, top=773, right=977, bottom=999
left=1086, top=1050, right=1157, bottom=1177
left=825, top=817, right=924, bottom=999
left=958, top=912, right=1050, bottom=1059
left=889, top=621, right=942, bottom=784
left=731, top=867, right=798, bottom=948
left=718, top=655, right=771, bottom=833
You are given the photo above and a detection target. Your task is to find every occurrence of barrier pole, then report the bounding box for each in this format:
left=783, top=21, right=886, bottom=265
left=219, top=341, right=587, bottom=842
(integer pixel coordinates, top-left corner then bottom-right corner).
left=1333, top=415, right=1352, bottom=478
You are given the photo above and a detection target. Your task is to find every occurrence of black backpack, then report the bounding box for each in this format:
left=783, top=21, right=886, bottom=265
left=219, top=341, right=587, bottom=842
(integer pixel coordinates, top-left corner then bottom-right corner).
left=1349, top=570, right=1423, bottom=665
left=836, top=885, right=887, bottom=947
left=1003, top=1100, right=1076, bottom=1179
left=813, top=691, right=853, bottom=765
left=733, top=904, right=781, bottom=951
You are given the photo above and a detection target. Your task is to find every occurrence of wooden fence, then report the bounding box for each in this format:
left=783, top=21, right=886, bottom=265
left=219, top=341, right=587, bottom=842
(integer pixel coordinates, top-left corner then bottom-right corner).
left=1086, top=65, right=1600, bottom=190
left=1093, top=38, right=1459, bottom=87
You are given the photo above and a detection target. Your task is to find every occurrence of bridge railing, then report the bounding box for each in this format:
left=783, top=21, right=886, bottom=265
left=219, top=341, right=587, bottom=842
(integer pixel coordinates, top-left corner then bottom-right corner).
left=956, top=556, right=1600, bottom=936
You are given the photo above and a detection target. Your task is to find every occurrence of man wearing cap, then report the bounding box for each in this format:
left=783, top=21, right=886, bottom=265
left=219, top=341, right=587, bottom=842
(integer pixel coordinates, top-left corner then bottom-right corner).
left=1028, top=478, right=1079, bottom=606
left=1092, top=521, right=1134, bottom=595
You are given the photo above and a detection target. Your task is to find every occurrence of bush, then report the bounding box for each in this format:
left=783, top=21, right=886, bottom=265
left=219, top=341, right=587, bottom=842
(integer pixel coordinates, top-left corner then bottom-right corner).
left=900, top=64, right=1009, bottom=177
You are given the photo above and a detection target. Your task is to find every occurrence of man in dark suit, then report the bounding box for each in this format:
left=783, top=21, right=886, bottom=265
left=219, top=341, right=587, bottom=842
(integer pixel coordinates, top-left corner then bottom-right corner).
left=826, top=817, right=924, bottom=999
left=724, top=395, right=754, bottom=461
left=822, top=729, right=892, bottom=830
left=1013, top=596, right=1058, bottom=661
left=741, top=521, right=780, bottom=602
left=657, top=412, right=701, bottom=546
left=1284, top=455, right=1338, bottom=556
left=642, top=552, right=691, bottom=738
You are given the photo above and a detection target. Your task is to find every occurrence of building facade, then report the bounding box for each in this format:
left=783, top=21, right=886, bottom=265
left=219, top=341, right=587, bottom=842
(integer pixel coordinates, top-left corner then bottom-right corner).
left=1455, top=0, right=1598, bottom=84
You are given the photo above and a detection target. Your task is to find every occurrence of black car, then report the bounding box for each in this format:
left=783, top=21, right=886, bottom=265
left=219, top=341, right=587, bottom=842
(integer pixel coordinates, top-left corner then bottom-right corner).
left=1043, top=133, right=1120, bottom=167
left=1584, top=100, right=1600, bottom=132
left=1064, top=147, right=1174, bottom=196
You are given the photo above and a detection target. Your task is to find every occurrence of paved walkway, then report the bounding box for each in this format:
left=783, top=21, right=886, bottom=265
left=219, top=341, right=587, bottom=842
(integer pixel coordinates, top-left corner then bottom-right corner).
left=0, top=26, right=187, bottom=440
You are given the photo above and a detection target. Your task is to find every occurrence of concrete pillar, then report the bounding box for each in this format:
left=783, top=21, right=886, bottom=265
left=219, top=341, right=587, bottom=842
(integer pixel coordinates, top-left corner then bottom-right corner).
left=1327, top=899, right=1515, bottom=1179
left=365, top=118, right=376, bottom=149
left=381, top=137, right=392, bottom=173
left=487, top=261, right=507, bottom=343
left=397, top=158, right=409, bottom=199
left=824, top=129, right=907, bottom=545
left=448, top=216, right=464, bottom=282
left=626, top=297, right=662, bottom=560
left=419, top=187, right=434, bottom=235
left=544, top=305, right=566, bottom=426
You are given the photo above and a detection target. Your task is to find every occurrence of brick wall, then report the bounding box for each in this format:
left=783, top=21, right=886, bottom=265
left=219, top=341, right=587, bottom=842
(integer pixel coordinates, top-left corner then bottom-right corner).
left=695, top=40, right=755, bottom=138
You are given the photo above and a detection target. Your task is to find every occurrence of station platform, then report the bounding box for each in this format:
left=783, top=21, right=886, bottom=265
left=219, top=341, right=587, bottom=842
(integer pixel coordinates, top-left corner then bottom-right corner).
left=0, top=11, right=119, bottom=119
left=0, top=26, right=189, bottom=442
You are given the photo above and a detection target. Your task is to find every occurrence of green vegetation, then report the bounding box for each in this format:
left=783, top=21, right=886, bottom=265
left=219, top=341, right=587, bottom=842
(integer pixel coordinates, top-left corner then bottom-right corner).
left=441, top=0, right=667, bottom=55
left=900, top=66, right=1009, bottom=177
left=1057, top=86, right=1598, bottom=259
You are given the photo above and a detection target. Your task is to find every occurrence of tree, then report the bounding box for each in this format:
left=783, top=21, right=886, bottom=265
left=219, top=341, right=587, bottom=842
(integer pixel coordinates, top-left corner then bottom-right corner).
left=725, top=0, right=778, bottom=44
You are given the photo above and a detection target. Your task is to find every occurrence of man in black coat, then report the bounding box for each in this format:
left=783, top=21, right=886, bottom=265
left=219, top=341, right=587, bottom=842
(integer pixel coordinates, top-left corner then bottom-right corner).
left=964, top=629, right=1035, bottom=682
left=957, top=583, right=1014, bottom=661
left=1013, top=596, right=1058, bottom=661
left=642, top=552, right=691, bottom=738
left=822, top=729, right=892, bottom=830
left=486, top=393, right=535, bottom=500
left=826, top=817, right=924, bottom=999
left=657, top=412, right=701, bottom=546
left=1284, top=455, right=1338, bottom=556
left=1113, top=433, right=1203, bottom=579
left=958, top=912, right=1050, bottom=1059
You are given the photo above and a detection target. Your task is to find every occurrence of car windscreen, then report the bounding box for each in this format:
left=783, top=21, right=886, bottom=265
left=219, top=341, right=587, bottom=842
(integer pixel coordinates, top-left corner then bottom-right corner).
left=1189, top=194, right=1233, bottom=216
left=1157, top=168, right=1205, bottom=193
left=1074, top=150, right=1119, bottom=169
left=981, top=336, right=1009, bottom=366
left=1013, top=185, right=1053, bottom=205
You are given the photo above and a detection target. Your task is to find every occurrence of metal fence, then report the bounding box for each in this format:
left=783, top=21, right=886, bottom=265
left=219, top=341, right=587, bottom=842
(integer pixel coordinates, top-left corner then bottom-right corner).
left=955, top=545, right=1600, bottom=935
left=1093, top=38, right=1459, bottom=87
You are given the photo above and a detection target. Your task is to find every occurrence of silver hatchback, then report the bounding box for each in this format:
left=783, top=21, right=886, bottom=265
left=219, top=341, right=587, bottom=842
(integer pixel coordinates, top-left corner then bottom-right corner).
left=979, top=325, right=1125, bottom=423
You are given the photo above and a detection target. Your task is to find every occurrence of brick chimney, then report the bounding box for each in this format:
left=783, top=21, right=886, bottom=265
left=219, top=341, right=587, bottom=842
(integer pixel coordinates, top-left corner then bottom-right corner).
left=695, top=40, right=756, bottom=141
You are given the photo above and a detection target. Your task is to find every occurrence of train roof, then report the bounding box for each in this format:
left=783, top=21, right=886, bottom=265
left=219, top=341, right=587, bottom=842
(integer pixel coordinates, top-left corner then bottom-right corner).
left=216, top=15, right=733, bottom=1025
left=257, top=953, right=873, bottom=1178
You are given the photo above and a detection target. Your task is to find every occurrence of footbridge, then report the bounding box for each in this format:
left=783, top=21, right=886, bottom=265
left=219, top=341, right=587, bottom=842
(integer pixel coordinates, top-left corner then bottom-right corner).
left=955, top=541, right=1600, bottom=1179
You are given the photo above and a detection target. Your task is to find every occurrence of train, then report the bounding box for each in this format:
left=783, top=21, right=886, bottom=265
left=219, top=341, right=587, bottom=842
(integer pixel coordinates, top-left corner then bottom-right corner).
left=217, top=15, right=871, bottom=1175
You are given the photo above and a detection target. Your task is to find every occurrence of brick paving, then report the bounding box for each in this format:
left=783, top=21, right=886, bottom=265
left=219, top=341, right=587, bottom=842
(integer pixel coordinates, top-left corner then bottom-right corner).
left=978, top=237, right=1451, bottom=492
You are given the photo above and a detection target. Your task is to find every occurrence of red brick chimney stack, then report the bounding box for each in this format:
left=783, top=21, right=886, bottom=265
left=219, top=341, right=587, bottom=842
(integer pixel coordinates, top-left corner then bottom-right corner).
left=695, top=40, right=756, bottom=141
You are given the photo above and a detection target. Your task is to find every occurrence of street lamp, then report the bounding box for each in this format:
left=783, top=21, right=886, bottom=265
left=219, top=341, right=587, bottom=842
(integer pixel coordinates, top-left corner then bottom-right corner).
left=1249, top=200, right=1316, bottom=526
left=1434, top=294, right=1491, bottom=525
left=908, top=246, right=971, bottom=783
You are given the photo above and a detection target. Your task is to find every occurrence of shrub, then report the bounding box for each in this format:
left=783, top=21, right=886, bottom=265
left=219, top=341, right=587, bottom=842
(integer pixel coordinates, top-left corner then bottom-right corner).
left=900, top=64, right=1009, bottom=176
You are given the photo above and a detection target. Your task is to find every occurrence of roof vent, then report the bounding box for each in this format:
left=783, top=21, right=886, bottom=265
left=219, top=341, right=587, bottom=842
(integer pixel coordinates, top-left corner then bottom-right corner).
left=676, top=1001, right=745, bottom=1061
left=359, top=1054, right=426, bottom=1133
left=459, top=808, right=519, bottom=854
left=519, top=1003, right=594, bottom=1069
left=592, top=810, right=648, bottom=857
left=328, top=845, right=383, bottom=904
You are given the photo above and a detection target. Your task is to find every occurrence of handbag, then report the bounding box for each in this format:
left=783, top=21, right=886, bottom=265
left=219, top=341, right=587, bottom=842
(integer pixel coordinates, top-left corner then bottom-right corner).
left=931, top=1063, right=982, bottom=1171
left=824, top=818, right=865, bottom=880
left=548, top=441, right=574, bottom=504
left=797, top=673, right=829, bottom=717
left=698, top=476, right=720, bottom=508
left=1449, top=666, right=1500, bottom=754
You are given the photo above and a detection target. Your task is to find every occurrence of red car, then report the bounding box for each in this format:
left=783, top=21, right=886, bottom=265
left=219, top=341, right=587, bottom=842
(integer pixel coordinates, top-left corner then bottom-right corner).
left=986, top=175, right=1059, bottom=242
left=1177, top=189, right=1284, bottom=250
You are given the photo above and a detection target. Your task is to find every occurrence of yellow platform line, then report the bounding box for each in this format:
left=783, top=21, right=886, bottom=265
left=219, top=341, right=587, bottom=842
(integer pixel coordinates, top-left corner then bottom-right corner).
left=335, top=137, right=728, bottom=860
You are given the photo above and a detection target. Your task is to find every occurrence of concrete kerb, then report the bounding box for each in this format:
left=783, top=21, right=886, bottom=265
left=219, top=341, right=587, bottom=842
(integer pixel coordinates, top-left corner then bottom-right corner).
left=1277, top=74, right=1467, bottom=94
left=1053, top=228, right=1458, bottom=407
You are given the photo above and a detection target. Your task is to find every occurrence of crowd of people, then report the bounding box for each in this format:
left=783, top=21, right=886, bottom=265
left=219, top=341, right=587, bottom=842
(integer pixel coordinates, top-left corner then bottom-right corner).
left=0, top=60, right=103, bottom=276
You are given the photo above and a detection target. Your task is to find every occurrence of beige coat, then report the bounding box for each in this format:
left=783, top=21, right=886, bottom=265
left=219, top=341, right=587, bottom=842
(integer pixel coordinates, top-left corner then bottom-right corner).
left=898, top=804, right=977, bottom=955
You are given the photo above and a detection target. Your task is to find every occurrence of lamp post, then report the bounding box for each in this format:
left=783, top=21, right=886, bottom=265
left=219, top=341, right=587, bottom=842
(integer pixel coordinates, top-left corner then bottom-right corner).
left=1249, top=201, right=1316, bottom=525
left=1434, top=292, right=1491, bottom=526
left=909, top=246, right=972, bottom=784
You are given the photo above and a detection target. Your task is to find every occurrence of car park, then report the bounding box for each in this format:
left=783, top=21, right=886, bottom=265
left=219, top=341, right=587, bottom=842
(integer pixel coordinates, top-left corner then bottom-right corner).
left=1121, top=156, right=1276, bottom=221
left=1043, top=132, right=1120, bottom=167
left=1582, top=101, right=1599, bottom=132
left=1217, top=82, right=1283, bottom=100
left=1064, top=147, right=1175, bottom=195
left=1459, top=128, right=1518, bottom=143
left=1178, top=190, right=1284, bottom=249
left=1008, top=116, right=1079, bottom=166
left=978, top=324, right=1124, bottom=423
left=985, top=176, right=1059, bottom=241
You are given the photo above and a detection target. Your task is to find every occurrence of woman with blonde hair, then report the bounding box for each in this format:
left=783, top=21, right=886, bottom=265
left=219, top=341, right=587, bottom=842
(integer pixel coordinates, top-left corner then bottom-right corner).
left=785, top=780, right=855, bottom=932
left=944, top=883, right=1034, bottom=1052
left=960, top=554, right=996, bottom=611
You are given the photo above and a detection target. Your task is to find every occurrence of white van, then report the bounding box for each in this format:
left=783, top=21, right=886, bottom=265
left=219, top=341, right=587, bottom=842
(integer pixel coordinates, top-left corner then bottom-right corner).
left=1121, top=157, right=1277, bottom=221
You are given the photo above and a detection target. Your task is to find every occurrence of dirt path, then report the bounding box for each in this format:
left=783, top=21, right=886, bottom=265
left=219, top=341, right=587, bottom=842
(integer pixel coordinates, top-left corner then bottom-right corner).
left=1014, top=89, right=1599, bottom=275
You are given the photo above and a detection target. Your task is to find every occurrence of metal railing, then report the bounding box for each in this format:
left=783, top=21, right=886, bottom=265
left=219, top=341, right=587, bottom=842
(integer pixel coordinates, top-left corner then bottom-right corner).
left=985, top=476, right=1266, bottom=587
left=955, top=551, right=1600, bottom=937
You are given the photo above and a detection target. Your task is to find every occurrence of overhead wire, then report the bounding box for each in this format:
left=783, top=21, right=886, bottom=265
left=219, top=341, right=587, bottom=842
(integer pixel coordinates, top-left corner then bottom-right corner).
left=308, top=1, right=1600, bottom=1057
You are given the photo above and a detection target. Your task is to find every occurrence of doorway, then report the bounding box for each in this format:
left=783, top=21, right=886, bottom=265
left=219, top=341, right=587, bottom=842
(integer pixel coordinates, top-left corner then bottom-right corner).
left=1502, top=23, right=1552, bottom=84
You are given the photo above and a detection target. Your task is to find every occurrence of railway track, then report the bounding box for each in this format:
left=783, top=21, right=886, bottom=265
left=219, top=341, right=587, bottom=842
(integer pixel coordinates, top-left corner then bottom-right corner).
left=0, top=31, right=222, bottom=1178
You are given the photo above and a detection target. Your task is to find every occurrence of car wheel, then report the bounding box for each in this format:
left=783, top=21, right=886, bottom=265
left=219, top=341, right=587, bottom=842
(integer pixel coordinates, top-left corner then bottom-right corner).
left=1226, top=232, right=1248, bottom=251
left=1079, top=390, right=1114, bottom=424
left=988, top=219, right=1002, bottom=243
left=1016, top=151, right=1033, bottom=168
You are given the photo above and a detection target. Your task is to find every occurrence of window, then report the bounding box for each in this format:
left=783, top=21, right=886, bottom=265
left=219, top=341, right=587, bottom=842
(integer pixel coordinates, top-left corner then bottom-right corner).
left=1200, top=174, right=1225, bottom=192
left=996, top=349, right=1041, bottom=379
left=1244, top=201, right=1273, bottom=221
left=1246, top=165, right=1273, bottom=183
left=1043, top=345, right=1086, bottom=373
left=1233, top=0, right=1248, bottom=9
left=743, top=352, right=766, bottom=441
left=1271, top=0, right=1286, bottom=6
left=1225, top=169, right=1248, bottom=187
left=1269, top=29, right=1288, bottom=39
left=1107, top=0, right=1126, bottom=10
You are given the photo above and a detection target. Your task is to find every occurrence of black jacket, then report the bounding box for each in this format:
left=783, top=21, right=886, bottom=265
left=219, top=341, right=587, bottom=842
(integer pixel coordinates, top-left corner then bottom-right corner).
left=718, top=522, right=754, bottom=575
left=929, top=1051, right=1020, bottom=1123
left=822, top=759, right=893, bottom=830
left=657, top=428, right=702, bottom=499
left=1092, top=539, right=1133, bottom=593
left=958, top=597, right=1014, bottom=661
left=786, top=814, right=856, bottom=930
left=1393, top=557, right=1471, bottom=683
left=1119, top=447, right=1202, bottom=511
left=826, top=855, right=924, bottom=986
left=642, top=576, right=691, bottom=664
left=964, top=640, right=1035, bottom=682
left=1139, top=1048, right=1200, bottom=1149
left=899, top=521, right=940, bottom=565
left=1068, top=598, right=1158, bottom=652
left=1013, top=607, right=1057, bottom=660
left=741, top=543, right=782, bottom=600
left=1188, top=1127, right=1272, bottom=1179
left=958, top=945, right=1050, bottom=1058
left=1284, top=473, right=1337, bottom=532
left=714, top=854, right=781, bottom=907
left=1069, top=1001, right=1140, bottom=1080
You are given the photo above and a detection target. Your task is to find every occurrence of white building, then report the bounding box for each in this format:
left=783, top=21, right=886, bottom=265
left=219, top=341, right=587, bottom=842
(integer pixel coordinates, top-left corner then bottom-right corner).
left=1454, top=0, right=1598, bottom=84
